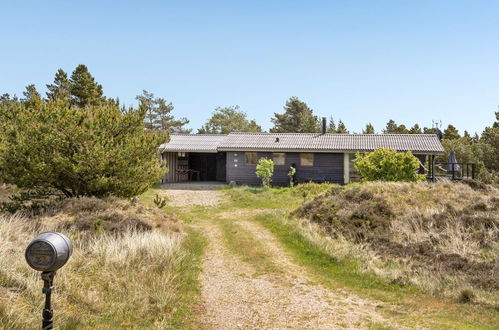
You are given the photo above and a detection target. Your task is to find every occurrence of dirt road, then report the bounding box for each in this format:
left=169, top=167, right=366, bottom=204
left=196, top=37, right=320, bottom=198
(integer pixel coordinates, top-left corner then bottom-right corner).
left=161, top=185, right=389, bottom=329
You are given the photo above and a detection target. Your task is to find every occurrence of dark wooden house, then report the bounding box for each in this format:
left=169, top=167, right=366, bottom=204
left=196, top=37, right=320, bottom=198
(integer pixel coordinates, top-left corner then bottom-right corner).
left=160, top=132, right=444, bottom=185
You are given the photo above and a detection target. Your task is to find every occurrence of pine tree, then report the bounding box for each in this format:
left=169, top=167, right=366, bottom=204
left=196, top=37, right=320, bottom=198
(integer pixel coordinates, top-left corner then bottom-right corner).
left=69, top=64, right=105, bottom=107
left=198, top=106, right=261, bottom=134
left=327, top=116, right=336, bottom=133
left=409, top=124, right=422, bottom=134
left=443, top=124, right=460, bottom=140
left=22, top=84, right=43, bottom=108
left=270, top=97, right=320, bottom=133
left=136, top=90, right=191, bottom=132
left=384, top=120, right=398, bottom=133
left=336, top=120, right=349, bottom=133
left=155, top=98, right=191, bottom=133
left=46, top=69, right=71, bottom=103
left=362, top=123, right=375, bottom=134
left=383, top=120, right=409, bottom=134
left=423, top=127, right=438, bottom=134
left=136, top=90, right=158, bottom=130
left=0, top=101, right=166, bottom=197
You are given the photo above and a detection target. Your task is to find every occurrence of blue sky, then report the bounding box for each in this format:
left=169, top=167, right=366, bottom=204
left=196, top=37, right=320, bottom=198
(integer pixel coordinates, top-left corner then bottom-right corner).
left=1, top=1, right=498, bottom=134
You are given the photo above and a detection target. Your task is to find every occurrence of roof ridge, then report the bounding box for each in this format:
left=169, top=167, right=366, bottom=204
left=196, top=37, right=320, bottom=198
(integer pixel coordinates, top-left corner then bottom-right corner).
left=227, top=132, right=437, bottom=136
left=170, top=133, right=228, bottom=136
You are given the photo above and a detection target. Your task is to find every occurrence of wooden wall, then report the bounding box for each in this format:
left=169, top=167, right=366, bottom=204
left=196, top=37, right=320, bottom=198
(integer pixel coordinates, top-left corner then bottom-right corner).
left=162, top=152, right=189, bottom=182
left=226, top=151, right=344, bottom=186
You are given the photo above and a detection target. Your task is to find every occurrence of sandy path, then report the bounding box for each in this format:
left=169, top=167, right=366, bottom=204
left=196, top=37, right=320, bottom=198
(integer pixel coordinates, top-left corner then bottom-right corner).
left=196, top=219, right=388, bottom=329
left=163, top=186, right=389, bottom=329
left=158, top=183, right=226, bottom=207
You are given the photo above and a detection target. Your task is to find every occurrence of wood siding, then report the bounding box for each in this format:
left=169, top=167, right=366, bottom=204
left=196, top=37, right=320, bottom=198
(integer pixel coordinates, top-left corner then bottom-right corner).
left=162, top=152, right=180, bottom=182
left=226, top=152, right=344, bottom=186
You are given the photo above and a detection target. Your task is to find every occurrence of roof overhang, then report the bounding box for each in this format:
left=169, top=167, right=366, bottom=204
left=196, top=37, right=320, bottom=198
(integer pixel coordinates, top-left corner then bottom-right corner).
left=218, top=148, right=444, bottom=154
left=161, top=148, right=219, bottom=153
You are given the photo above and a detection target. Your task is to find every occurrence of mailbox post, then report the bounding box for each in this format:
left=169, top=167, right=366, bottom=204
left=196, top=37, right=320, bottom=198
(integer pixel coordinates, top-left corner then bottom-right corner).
left=25, top=232, right=73, bottom=330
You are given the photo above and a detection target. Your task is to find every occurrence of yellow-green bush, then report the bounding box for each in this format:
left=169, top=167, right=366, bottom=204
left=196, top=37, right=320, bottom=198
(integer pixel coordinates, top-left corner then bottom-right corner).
left=354, top=148, right=425, bottom=182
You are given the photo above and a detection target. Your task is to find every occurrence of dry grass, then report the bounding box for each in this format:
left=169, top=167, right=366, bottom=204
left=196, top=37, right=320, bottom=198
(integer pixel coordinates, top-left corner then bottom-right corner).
left=0, top=197, right=187, bottom=328
left=0, top=183, right=13, bottom=204
left=296, top=181, right=499, bottom=306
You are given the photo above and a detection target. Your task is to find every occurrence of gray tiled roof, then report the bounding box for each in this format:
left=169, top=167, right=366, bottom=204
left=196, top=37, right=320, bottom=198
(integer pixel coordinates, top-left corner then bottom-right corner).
left=161, top=133, right=444, bottom=154
left=219, top=133, right=444, bottom=153
left=160, top=134, right=226, bottom=153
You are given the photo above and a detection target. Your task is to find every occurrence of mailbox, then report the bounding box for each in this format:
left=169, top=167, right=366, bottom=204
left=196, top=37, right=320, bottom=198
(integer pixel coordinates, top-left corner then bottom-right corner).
left=25, top=232, right=73, bottom=272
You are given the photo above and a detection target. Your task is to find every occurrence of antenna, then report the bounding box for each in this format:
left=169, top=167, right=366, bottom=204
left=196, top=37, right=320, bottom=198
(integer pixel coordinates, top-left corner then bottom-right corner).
left=431, top=120, right=442, bottom=129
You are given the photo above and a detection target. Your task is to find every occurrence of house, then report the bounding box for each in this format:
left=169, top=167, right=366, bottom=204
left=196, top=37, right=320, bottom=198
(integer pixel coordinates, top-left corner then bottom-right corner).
left=159, top=130, right=445, bottom=185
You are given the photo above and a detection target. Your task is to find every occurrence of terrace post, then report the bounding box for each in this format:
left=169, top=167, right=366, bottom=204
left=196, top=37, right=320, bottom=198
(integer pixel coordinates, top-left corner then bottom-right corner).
left=432, top=155, right=436, bottom=182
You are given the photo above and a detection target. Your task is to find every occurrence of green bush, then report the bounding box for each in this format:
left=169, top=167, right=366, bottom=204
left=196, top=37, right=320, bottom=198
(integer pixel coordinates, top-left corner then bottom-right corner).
left=255, top=158, right=274, bottom=187
left=0, top=100, right=166, bottom=198
left=354, top=148, right=425, bottom=182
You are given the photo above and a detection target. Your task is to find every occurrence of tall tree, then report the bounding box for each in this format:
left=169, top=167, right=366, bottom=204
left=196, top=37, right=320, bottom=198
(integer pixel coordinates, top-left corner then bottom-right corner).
left=336, top=120, right=349, bottom=133
left=136, top=90, right=190, bottom=133
left=409, top=124, right=422, bottom=134
left=443, top=124, right=460, bottom=140
left=136, top=90, right=158, bottom=130
left=69, top=64, right=105, bottom=107
left=327, top=116, right=336, bottom=133
left=480, top=112, right=499, bottom=173
left=383, top=120, right=398, bottom=133
left=22, top=84, right=43, bottom=108
left=155, top=98, right=190, bottom=133
left=0, top=93, right=11, bottom=103
left=198, top=106, right=262, bottom=134
left=423, top=127, right=438, bottom=134
left=46, top=69, right=71, bottom=103
left=270, top=97, right=320, bottom=133
left=383, top=120, right=409, bottom=134
left=362, top=123, right=375, bottom=134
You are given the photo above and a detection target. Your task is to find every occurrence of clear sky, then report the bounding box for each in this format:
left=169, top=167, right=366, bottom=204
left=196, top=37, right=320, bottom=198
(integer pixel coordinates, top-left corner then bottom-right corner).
left=1, top=1, right=498, bottom=134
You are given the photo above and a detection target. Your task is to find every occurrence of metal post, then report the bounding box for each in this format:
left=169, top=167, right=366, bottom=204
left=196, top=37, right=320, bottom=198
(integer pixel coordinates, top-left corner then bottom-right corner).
left=426, top=155, right=431, bottom=181
left=452, top=163, right=455, bottom=180
left=41, top=271, right=56, bottom=330
left=432, top=155, right=436, bottom=182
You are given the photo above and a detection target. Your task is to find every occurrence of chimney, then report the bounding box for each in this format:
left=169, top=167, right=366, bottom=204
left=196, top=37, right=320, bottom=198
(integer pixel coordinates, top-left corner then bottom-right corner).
left=322, top=117, right=327, bottom=134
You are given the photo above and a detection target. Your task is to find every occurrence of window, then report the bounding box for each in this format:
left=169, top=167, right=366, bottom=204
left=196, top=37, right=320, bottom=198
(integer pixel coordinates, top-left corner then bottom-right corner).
left=300, top=153, right=314, bottom=167
left=272, top=153, right=286, bottom=166
left=245, top=152, right=257, bottom=165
